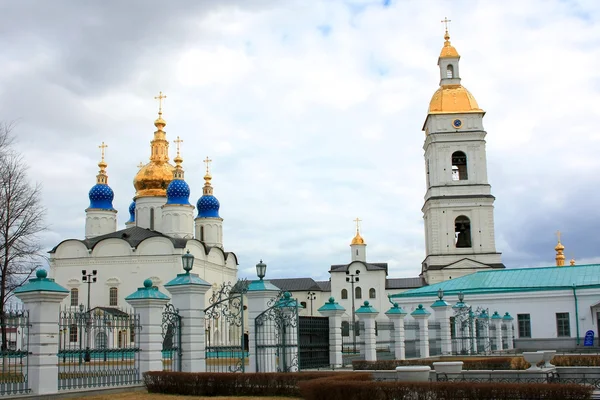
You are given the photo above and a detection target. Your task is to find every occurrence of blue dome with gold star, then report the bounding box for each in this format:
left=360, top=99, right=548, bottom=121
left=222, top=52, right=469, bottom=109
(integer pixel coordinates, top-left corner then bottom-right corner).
left=89, top=184, right=114, bottom=210
left=127, top=201, right=135, bottom=223
left=197, top=194, right=220, bottom=218
left=166, top=179, right=191, bottom=205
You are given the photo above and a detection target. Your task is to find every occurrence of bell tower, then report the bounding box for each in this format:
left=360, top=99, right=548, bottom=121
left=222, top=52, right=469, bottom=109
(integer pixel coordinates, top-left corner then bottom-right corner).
left=421, top=20, right=504, bottom=284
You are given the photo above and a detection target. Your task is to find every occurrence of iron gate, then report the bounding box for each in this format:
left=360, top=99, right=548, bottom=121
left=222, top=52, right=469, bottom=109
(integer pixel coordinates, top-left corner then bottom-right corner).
left=0, top=307, right=29, bottom=395
left=162, top=304, right=181, bottom=371
left=298, top=316, right=329, bottom=369
left=255, top=292, right=299, bottom=372
left=204, top=280, right=249, bottom=372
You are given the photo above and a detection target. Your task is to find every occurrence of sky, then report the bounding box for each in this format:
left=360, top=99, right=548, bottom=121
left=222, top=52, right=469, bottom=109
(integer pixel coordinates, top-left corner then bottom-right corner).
left=1, top=0, right=599, bottom=281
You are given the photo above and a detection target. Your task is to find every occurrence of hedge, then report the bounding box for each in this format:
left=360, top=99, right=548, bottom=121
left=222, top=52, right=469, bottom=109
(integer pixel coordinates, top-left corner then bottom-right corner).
left=299, top=378, right=594, bottom=400
left=353, top=357, right=514, bottom=371
left=143, top=371, right=368, bottom=397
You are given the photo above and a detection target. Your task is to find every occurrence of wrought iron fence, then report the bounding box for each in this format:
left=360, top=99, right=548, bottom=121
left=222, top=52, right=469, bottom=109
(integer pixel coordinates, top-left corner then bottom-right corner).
left=341, top=321, right=364, bottom=366
left=375, top=321, right=394, bottom=360
left=429, top=321, right=441, bottom=356
left=57, top=306, right=140, bottom=390
left=0, top=307, right=29, bottom=395
left=404, top=321, right=420, bottom=359
left=204, top=280, right=248, bottom=373
left=162, top=304, right=181, bottom=372
left=437, top=370, right=557, bottom=384
left=298, top=316, right=329, bottom=369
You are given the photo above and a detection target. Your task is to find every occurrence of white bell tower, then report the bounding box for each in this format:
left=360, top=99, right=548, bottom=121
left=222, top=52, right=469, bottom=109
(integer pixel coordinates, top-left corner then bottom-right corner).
left=421, top=21, right=503, bottom=284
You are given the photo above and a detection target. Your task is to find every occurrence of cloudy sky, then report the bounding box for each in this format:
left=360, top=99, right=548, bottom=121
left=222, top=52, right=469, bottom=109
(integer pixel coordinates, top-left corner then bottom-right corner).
left=1, top=0, right=599, bottom=281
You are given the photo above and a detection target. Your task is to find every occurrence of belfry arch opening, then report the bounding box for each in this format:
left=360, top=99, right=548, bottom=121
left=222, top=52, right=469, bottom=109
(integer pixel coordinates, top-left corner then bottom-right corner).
left=446, top=64, right=454, bottom=79
left=452, top=151, right=468, bottom=181
left=455, top=215, right=472, bottom=248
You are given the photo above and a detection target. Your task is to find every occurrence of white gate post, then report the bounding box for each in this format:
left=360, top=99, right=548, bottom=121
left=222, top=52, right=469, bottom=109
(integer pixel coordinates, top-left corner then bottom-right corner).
left=491, top=311, right=503, bottom=351
left=126, top=279, right=170, bottom=374
left=431, top=296, right=452, bottom=356
left=355, top=301, right=379, bottom=361
left=278, top=292, right=300, bottom=372
left=164, top=264, right=211, bottom=372
left=246, top=278, right=280, bottom=373
left=503, top=312, right=515, bottom=350
left=411, top=304, right=431, bottom=359
left=478, top=310, right=490, bottom=353
left=318, top=297, right=346, bottom=368
left=385, top=303, right=407, bottom=360
left=15, top=270, right=69, bottom=396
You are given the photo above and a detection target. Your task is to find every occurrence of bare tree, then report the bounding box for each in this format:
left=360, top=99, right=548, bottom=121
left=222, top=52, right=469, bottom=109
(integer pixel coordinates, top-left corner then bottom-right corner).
left=0, top=122, right=47, bottom=351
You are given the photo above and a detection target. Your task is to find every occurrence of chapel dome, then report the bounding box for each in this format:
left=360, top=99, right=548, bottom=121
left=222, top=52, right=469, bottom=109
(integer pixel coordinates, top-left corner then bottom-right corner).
left=166, top=179, right=191, bottom=205
left=88, top=183, right=114, bottom=210
left=428, top=84, right=483, bottom=114
left=351, top=232, right=365, bottom=245
left=127, top=201, right=135, bottom=223
left=197, top=195, right=220, bottom=218
left=134, top=162, right=175, bottom=198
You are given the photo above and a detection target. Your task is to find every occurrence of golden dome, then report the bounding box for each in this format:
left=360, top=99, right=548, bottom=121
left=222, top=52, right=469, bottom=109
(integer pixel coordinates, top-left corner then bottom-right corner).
left=440, top=31, right=459, bottom=58
left=351, top=232, right=365, bottom=245
left=428, top=84, right=483, bottom=114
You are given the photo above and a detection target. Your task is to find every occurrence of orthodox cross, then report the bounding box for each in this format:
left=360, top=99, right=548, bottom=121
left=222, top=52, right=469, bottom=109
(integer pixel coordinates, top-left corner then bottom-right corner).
left=354, top=217, right=362, bottom=233
left=137, top=162, right=144, bottom=169
left=556, top=230, right=562, bottom=243
left=99, top=142, right=108, bottom=161
left=441, top=17, right=452, bottom=32
left=154, top=91, right=167, bottom=114
left=204, top=156, right=212, bottom=175
left=174, top=136, right=183, bottom=156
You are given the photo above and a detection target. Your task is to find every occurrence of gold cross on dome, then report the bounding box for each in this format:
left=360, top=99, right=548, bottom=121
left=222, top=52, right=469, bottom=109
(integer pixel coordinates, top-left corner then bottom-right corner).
left=354, top=217, right=362, bottom=233
left=137, top=162, right=144, bottom=169
left=441, top=17, right=452, bottom=32
left=174, top=136, right=183, bottom=156
left=154, top=91, right=167, bottom=114
left=203, top=156, right=212, bottom=175
left=556, top=230, right=562, bottom=243
left=99, top=142, right=108, bottom=161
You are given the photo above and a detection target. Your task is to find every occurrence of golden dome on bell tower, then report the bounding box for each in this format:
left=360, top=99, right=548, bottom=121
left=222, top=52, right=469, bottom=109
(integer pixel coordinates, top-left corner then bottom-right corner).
left=133, top=92, right=175, bottom=198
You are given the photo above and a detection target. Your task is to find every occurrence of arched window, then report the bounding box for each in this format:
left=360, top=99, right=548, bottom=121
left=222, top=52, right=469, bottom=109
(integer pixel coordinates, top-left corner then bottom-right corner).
left=150, top=208, right=155, bottom=230
left=69, top=324, right=78, bottom=342
left=455, top=215, right=472, bottom=248
left=341, top=289, right=348, bottom=300
left=355, top=286, right=362, bottom=299
left=451, top=151, right=468, bottom=181
left=70, top=288, right=79, bottom=307
left=109, top=287, right=118, bottom=306
left=369, top=288, right=376, bottom=299
left=446, top=64, right=454, bottom=78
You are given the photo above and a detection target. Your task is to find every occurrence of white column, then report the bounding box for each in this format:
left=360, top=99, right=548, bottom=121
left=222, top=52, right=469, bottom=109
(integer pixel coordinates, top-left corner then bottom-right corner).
left=470, top=315, right=477, bottom=354
left=479, top=314, right=490, bottom=353
left=281, top=301, right=299, bottom=372
left=492, top=313, right=503, bottom=351
left=126, top=279, right=170, bottom=374
left=165, top=274, right=211, bottom=372
left=385, top=303, right=407, bottom=360
left=318, top=297, right=346, bottom=368
left=411, top=305, right=431, bottom=359
left=355, top=301, right=379, bottom=362
left=15, top=270, right=69, bottom=396
left=503, top=313, right=515, bottom=350
left=431, top=299, right=452, bottom=356
left=246, top=280, right=279, bottom=373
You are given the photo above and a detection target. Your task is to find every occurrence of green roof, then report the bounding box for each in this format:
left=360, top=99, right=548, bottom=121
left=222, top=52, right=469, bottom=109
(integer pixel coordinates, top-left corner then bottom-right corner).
left=15, top=269, right=68, bottom=294
left=318, top=297, right=345, bottom=312
left=411, top=304, right=431, bottom=316
left=391, top=264, right=600, bottom=299
left=125, top=279, right=170, bottom=301
left=355, top=301, right=378, bottom=314
left=165, top=272, right=211, bottom=287
left=385, top=303, right=407, bottom=315
left=247, top=279, right=279, bottom=292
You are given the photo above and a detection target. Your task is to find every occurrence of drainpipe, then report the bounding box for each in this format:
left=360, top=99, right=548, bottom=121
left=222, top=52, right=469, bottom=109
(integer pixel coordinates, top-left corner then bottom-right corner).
left=572, top=284, right=581, bottom=346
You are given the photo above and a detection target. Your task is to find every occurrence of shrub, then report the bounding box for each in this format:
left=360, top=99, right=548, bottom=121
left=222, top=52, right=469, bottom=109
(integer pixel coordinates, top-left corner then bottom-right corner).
left=299, top=378, right=593, bottom=400
left=552, top=355, right=600, bottom=366
left=143, top=371, right=364, bottom=397
left=353, top=357, right=514, bottom=371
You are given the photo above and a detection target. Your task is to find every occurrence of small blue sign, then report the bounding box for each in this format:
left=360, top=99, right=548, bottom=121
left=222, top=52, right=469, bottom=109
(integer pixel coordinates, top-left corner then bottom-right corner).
left=584, top=330, right=595, bottom=346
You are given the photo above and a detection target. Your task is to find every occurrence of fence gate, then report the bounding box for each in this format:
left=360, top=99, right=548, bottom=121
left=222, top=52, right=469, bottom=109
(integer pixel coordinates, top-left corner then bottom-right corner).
left=298, top=316, right=329, bottom=369
left=57, top=306, right=141, bottom=390
left=204, top=280, right=249, bottom=373
left=0, top=308, right=29, bottom=395
left=162, top=304, right=181, bottom=371
left=255, top=292, right=299, bottom=372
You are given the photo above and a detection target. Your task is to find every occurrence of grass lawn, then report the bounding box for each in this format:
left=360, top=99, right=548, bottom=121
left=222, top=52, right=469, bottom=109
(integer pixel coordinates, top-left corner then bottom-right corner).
left=78, top=393, right=301, bottom=400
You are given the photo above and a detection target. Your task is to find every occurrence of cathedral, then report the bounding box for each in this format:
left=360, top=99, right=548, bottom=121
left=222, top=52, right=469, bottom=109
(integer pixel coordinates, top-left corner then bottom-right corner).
left=49, top=95, right=237, bottom=310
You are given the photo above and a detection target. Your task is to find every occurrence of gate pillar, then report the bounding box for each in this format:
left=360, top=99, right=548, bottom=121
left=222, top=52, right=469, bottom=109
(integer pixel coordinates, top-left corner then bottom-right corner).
left=126, top=279, right=170, bottom=374
left=491, top=311, right=503, bottom=351
left=502, top=312, right=514, bottom=350
left=247, top=279, right=280, bottom=373
left=430, top=297, right=452, bottom=356
left=165, top=270, right=211, bottom=372
left=318, top=297, right=345, bottom=368
left=15, top=270, right=68, bottom=396
left=385, top=303, right=407, bottom=360
left=355, top=301, right=379, bottom=361
left=411, top=305, right=431, bottom=359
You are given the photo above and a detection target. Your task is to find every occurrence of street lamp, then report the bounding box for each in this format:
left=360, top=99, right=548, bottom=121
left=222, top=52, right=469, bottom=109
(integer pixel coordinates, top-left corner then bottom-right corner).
left=307, top=291, right=316, bottom=316
left=346, top=269, right=360, bottom=354
left=81, top=270, right=96, bottom=363
left=182, top=250, right=194, bottom=273
left=256, top=260, right=267, bottom=280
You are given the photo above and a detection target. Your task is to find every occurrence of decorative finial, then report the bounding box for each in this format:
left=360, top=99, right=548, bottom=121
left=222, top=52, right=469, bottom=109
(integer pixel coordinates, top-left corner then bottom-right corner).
left=570, top=258, right=576, bottom=266
left=351, top=217, right=365, bottom=245
left=203, top=156, right=213, bottom=176
left=99, top=142, right=108, bottom=162
left=354, top=217, right=362, bottom=234
left=96, top=142, right=108, bottom=185
left=202, top=156, right=214, bottom=195
left=137, top=162, right=144, bottom=169
left=154, top=91, right=167, bottom=116
left=555, top=230, right=565, bottom=267
left=441, top=17, right=452, bottom=41
left=173, top=136, right=184, bottom=179
left=174, top=136, right=183, bottom=157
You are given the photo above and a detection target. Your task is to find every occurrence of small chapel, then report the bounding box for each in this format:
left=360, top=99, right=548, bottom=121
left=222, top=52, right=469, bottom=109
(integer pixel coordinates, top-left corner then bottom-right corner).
left=49, top=95, right=238, bottom=310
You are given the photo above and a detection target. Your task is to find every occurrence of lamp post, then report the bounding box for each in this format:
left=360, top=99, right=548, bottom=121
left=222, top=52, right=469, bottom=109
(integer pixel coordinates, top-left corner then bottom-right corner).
left=182, top=250, right=194, bottom=273
left=82, top=270, right=97, bottom=362
left=346, top=269, right=360, bottom=354
left=307, top=291, right=316, bottom=316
